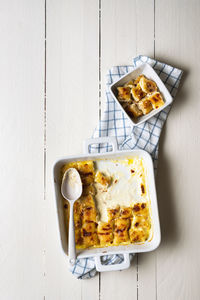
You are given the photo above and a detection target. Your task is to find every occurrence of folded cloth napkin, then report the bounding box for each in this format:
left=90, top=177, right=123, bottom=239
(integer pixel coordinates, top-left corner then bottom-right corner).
left=69, top=55, right=183, bottom=279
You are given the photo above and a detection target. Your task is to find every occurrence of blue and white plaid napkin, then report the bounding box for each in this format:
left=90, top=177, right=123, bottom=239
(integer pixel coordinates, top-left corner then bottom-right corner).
left=69, top=55, right=183, bottom=279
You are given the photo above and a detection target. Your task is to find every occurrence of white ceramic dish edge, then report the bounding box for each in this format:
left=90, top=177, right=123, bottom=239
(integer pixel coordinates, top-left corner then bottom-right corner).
left=109, top=63, right=173, bottom=126
left=53, top=136, right=161, bottom=272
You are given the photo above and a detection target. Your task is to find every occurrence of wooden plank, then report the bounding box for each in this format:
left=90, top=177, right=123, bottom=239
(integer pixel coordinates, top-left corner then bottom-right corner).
left=0, top=1, right=45, bottom=300
left=45, top=0, right=99, bottom=299
left=100, top=1, right=155, bottom=299
left=155, top=1, right=200, bottom=299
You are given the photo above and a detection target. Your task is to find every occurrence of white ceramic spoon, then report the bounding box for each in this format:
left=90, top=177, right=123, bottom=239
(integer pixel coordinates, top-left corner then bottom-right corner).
left=61, top=168, right=82, bottom=265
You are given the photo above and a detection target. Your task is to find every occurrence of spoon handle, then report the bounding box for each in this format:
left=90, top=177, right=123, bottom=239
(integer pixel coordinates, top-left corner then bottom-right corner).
left=68, top=201, right=76, bottom=265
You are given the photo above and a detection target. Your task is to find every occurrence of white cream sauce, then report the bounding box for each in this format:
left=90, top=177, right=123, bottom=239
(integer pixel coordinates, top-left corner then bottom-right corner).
left=94, top=157, right=149, bottom=222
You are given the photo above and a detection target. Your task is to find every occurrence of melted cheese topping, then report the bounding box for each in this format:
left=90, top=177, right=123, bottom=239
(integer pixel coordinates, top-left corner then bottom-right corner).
left=94, top=157, right=148, bottom=222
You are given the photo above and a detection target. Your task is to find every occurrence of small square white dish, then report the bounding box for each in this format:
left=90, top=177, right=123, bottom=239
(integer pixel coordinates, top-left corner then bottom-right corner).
left=109, top=63, right=173, bottom=126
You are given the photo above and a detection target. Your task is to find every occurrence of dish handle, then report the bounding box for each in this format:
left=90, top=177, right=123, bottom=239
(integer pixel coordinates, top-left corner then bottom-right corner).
left=83, top=136, right=118, bottom=154
left=94, top=253, right=131, bottom=272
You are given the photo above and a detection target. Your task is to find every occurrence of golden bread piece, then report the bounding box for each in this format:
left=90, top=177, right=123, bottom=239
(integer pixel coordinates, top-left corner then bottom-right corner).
left=147, top=92, right=164, bottom=109
left=129, top=214, right=151, bottom=243
left=97, top=222, right=114, bottom=245
left=124, top=80, right=134, bottom=88
left=82, top=221, right=97, bottom=234
left=131, top=85, right=146, bottom=102
left=133, top=216, right=151, bottom=230
left=81, top=195, right=97, bottom=223
left=77, top=161, right=94, bottom=175
left=132, top=203, right=149, bottom=216
left=125, top=103, right=143, bottom=118
left=98, top=232, right=113, bottom=245
left=77, top=161, right=95, bottom=185
left=95, top=171, right=111, bottom=187
left=139, top=76, right=157, bottom=94
left=133, top=75, right=145, bottom=86
left=82, top=184, right=96, bottom=196
left=82, top=206, right=97, bottom=223
left=129, top=227, right=149, bottom=243
left=114, top=218, right=130, bottom=244
left=81, top=194, right=95, bottom=209
left=138, top=98, right=153, bottom=114
left=82, top=231, right=99, bottom=247
left=120, top=207, right=133, bottom=219
left=107, top=205, right=120, bottom=222
left=117, top=87, right=131, bottom=101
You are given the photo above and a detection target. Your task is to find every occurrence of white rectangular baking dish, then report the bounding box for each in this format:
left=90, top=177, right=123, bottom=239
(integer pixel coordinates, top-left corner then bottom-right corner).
left=53, top=137, right=161, bottom=272
left=109, top=62, right=173, bottom=126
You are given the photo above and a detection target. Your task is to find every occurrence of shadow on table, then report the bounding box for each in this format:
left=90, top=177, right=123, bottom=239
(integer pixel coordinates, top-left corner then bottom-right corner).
left=156, top=67, right=188, bottom=248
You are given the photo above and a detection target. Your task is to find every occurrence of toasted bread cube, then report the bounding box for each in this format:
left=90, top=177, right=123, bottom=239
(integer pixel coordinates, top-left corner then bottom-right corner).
left=132, top=203, right=149, bottom=217
left=76, top=161, right=95, bottom=185
left=81, top=174, right=94, bottom=185
left=131, top=85, right=146, bottom=102
left=147, top=92, right=164, bottom=109
left=82, top=231, right=99, bottom=247
left=77, top=161, right=94, bottom=175
left=134, top=75, right=145, bottom=86
left=125, top=103, right=143, bottom=118
left=138, top=98, right=153, bottom=114
left=139, top=76, right=157, bottom=94
left=114, top=218, right=130, bottom=244
left=98, top=221, right=113, bottom=233
left=98, top=232, right=114, bottom=245
left=82, top=184, right=96, bottom=196
left=81, top=195, right=95, bottom=209
left=82, top=221, right=97, bottom=234
left=124, top=80, right=134, bottom=88
left=97, top=221, right=114, bottom=245
left=129, top=209, right=151, bottom=244
left=117, top=87, right=131, bottom=101
left=95, top=171, right=111, bottom=187
left=82, top=207, right=97, bottom=223
left=107, top=205, right=120, bottom=221
left=129, top=227, right=150, bottom=243
left=120, top=207, right=133, bottom=219
left=132, top=216, right=151, bottom=231
left=81, top=219, right=99, bottom=247
left=81, top=195, right=97, bottom=222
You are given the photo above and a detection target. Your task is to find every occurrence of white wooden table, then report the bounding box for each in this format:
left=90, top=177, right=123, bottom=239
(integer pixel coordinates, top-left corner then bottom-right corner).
left=1, top=1, right=200, bottom=299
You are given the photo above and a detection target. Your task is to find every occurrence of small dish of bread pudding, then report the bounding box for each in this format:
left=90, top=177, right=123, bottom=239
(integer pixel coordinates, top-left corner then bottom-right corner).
left=109, top=63, right=173, bottom=126
left=117, top=75, right=164, bottom=119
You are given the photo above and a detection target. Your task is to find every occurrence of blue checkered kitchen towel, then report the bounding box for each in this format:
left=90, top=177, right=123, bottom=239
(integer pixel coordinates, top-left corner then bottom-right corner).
left=69, top=55, right=183, bottom=279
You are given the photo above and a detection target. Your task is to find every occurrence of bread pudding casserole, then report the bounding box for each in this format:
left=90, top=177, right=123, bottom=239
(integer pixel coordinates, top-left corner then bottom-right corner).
left=61, top=158, right=152, bottom=250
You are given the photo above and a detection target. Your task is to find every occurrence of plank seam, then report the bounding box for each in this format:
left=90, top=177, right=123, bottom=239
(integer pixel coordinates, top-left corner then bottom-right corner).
left=99, top=1, right=101, bottom=298
left=44, top=0, right=47, bottom=200
left=99, top=0, right=102, bottom=123
left=154, top=0, right=156, bottom=59
left=44, top=0, right=47, bottom=298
